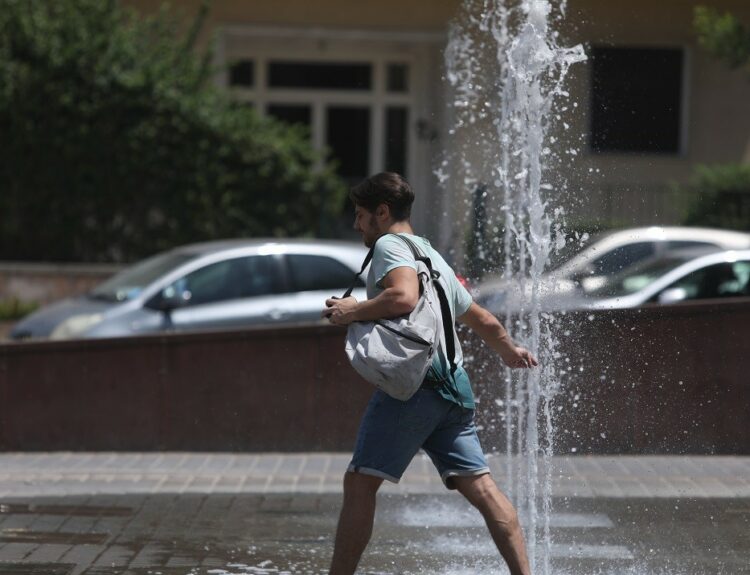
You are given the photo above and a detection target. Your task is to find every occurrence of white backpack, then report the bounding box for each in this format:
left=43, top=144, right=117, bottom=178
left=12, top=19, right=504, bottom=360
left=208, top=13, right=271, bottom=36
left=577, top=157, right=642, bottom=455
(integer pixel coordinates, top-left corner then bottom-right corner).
left=341, top=234, right=458, bottom=401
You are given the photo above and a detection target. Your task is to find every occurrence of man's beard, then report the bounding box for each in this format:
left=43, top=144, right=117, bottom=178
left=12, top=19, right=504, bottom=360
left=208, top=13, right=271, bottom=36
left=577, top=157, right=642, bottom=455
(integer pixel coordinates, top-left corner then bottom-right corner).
left=363, top=216, right=379, bottom=247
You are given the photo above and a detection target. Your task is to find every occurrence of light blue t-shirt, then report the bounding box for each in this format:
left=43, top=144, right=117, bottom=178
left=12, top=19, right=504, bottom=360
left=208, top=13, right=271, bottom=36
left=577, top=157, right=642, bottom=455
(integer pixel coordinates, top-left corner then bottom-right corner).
left=367, top=233, right=475, bottom=409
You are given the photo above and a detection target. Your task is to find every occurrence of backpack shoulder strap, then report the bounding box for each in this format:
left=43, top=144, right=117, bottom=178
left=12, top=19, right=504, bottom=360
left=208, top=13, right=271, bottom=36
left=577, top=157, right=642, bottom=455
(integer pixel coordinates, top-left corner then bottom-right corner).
left=342, top=243, right=375, bottom=299
left=393, top=234, right=458, bottom=375
left=341, top=233, right=419, bottom=299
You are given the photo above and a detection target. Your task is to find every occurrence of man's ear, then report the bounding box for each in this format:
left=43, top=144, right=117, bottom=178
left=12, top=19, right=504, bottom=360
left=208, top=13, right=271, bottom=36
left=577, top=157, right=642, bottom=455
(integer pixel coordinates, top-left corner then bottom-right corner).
left=376, top=203, right=390, bottom=221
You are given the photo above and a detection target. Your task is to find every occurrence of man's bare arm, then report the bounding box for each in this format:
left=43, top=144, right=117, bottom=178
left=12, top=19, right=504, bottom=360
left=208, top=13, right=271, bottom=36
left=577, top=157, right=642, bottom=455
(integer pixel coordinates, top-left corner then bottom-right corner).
left=458, top=302, right=538, bottom=368
left=322, top=266, right=419, bottom=325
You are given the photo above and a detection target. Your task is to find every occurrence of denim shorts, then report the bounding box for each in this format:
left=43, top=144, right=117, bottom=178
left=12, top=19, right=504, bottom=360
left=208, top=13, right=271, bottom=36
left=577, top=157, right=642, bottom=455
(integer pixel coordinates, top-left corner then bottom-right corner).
left=348, top=388, right=490, bottom=489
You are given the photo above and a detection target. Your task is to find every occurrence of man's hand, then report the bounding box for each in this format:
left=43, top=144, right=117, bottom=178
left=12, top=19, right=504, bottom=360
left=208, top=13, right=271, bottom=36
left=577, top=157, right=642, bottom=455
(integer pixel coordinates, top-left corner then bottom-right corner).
left=322, top=296, right=359, bottom=326
left=322, top=267, right=418, bottom=325
left=459, top=302, right=540, bottom=369
left=500, top=345, right=538, bottom=369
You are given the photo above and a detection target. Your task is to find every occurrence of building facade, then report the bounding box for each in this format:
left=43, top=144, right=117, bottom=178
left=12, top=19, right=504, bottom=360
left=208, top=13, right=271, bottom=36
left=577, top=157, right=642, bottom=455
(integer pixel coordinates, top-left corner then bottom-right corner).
left=125, top=0, right=750, bottom=256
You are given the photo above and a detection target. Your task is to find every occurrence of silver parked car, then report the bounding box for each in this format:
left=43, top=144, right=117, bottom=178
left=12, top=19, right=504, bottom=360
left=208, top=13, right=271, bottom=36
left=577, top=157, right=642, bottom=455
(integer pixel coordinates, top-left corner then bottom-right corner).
left=10, top=239, right=368, bottom=340
left=477, top=227, right=750, bottom=313
left=499, top=247, right=750, bottom=312
left=582, top=248, right=750, bottom=310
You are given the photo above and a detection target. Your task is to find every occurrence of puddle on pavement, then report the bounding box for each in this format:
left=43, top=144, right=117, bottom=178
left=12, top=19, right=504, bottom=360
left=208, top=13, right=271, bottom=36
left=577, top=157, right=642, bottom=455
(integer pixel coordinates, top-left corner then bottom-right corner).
left=0, top=494, right=745, bottom=575
left=85, top=570, right=210, bottom=575
left=0, top=503, right=133, bottom=517
left=0, top=563, right=73, bottom=575
left=0, top=528, right=108, bottom=544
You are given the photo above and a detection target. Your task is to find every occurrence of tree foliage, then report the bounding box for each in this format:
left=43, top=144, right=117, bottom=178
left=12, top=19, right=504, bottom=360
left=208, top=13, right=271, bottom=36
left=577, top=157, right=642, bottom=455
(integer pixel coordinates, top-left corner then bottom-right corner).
left=0, top=0, right=346, bottom=262
left=689, top=9, right=750, bottom=231
left=678, top=164, right=750, bottom=231
left=694, top=6, right=750, bottom=70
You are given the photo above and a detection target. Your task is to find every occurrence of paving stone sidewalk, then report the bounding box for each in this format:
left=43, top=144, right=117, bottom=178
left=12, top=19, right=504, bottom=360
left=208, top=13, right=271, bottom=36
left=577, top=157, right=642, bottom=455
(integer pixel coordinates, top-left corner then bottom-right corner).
left=1, top=452, right=749, bottom=498
left=0, top=454, right=749, bottom=574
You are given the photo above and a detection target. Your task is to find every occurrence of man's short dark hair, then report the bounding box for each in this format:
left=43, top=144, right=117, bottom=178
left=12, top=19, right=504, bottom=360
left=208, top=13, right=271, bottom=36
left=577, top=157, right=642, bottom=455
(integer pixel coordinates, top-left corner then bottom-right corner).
left=349, top=172, right=415, bottom=222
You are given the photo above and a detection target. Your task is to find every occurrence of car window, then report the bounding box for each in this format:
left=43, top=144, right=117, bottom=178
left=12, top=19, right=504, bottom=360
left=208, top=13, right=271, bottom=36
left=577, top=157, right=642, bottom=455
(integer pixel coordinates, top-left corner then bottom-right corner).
left=547, top=231, right=601, bottom=271
left=171, top=255, right=282, bottom=306
left=286, top=254, right=363, bottom=292
left=589, top=256, right=688, bottom=298
left=590, top=242, right=655, bottom=275
left=665, top=261, right=750, bottom=300
left=665, top=241, right=716, bottom=251
left=90, top=251, right=196, bottom=302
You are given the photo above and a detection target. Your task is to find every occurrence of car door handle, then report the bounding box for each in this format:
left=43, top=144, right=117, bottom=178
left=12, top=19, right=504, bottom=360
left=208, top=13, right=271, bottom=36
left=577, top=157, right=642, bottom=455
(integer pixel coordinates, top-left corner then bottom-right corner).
left=266, top=309, right=290, bottom=321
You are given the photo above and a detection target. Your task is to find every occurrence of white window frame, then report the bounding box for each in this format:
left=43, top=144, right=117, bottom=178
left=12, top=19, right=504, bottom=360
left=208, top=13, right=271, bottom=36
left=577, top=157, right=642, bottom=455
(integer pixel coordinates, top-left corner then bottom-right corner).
left=238, top=54, right=415, bottom=177
left=215, top=26, right=442, bottom=196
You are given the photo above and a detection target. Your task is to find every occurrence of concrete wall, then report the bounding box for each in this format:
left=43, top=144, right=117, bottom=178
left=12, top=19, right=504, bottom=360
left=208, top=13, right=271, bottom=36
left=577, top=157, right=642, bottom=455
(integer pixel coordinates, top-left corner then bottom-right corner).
left=2, top=298, right=748, bottom=453
left=123, top=0, right=460, bottom=33
left=559, top=0, right=750, bottom=224
left=0, top=323, right=370, bottom=452
left=443, top=0, right=750, bottom=245
left=0, top=262, right=119, bottom=307
left=469, top=299, right=750, bottom=455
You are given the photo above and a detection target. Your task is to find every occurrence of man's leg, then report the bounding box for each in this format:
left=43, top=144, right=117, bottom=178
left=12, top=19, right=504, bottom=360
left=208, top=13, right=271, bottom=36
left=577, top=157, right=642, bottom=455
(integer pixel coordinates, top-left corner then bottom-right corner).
left=453, top=473, right=531, bottom=575
left=329, top=471, right=384, bottom=575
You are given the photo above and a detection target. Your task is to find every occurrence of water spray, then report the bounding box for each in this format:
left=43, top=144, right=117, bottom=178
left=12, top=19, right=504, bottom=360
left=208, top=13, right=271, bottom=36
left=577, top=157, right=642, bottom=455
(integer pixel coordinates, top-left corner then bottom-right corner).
left=444, top=1, right=586, bottom=572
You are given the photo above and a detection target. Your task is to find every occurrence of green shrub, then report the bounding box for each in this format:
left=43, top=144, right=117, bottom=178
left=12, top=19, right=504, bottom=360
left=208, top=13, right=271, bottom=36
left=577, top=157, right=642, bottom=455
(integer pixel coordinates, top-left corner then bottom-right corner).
left=694, top=6, right=750, bottom=70
left=0, top=298, right=38, bottom=321
left=0, top=0, right=346, bottom=263
left=677, top=164, right=750, bottom=231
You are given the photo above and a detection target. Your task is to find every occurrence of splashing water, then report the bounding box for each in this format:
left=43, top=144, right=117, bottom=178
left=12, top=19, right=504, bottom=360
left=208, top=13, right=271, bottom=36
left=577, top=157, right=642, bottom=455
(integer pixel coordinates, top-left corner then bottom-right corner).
left=444, top=1, right=586, bottom=573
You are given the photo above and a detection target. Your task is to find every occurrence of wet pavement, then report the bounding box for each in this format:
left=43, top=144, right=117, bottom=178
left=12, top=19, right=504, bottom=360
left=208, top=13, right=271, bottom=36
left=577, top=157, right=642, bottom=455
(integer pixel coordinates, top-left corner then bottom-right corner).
left=0, top=453, right=748, bottom=575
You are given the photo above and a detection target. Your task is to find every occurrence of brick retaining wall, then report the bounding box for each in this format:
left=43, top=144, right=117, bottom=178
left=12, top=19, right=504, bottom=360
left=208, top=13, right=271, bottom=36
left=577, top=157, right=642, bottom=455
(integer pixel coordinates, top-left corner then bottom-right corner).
left=0, top=299, right=748, bottom=454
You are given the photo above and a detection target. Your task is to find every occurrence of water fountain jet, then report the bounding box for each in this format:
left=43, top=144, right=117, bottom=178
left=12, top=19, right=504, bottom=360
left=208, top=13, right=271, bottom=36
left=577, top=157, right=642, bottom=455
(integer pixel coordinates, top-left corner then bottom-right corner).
left=444, top=1, right=586, bottom=572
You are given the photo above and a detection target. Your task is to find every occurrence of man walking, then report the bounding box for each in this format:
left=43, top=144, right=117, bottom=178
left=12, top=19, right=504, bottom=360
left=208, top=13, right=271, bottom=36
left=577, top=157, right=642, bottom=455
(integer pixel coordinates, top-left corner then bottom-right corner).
left=322, top=172, right=537, bottom=575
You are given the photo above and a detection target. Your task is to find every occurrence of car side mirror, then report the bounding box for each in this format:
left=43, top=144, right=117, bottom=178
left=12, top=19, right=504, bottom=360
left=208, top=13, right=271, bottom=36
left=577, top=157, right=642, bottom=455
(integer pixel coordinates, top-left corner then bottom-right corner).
left=147, top=285, right=191, bottom=312
left=658, top=287, right=688, bottom=305
left=570, top=264, right=595, bottom=285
